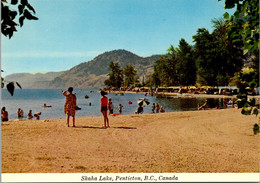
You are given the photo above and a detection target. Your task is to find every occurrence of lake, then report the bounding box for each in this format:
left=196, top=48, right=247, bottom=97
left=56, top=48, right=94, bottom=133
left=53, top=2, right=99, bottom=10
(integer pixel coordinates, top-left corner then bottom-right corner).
left=1, top=89, right=228, bottom=120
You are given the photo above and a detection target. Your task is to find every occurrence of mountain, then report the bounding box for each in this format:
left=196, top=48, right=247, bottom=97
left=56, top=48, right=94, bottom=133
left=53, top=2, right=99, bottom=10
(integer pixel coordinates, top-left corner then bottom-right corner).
left=4, top=72, right=64, bottom=89
left=5, top=49, right=162, bottom=89
left=49, top=49, right=162, bottom=88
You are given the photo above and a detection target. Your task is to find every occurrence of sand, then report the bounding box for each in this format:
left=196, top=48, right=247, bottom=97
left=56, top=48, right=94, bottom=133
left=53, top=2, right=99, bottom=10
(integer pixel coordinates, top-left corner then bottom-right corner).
left=1, top=108, right=259, bottom=173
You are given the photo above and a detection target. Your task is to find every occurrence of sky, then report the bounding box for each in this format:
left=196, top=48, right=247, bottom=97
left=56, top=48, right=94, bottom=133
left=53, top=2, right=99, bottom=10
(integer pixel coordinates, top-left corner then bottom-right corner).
left=1, top=0, right=234, bottom=76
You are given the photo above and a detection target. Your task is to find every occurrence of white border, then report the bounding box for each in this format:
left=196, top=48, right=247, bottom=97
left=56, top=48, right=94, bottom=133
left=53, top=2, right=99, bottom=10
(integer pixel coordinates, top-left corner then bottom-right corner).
left=2, top=173, right=260, bottom=182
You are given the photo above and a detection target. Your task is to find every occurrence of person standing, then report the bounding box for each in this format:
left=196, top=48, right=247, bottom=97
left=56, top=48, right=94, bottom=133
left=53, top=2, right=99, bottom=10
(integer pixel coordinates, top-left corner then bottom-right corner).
left=118, top=104, right=123, bottom=114
left=100, top=90, right=109, bottom=128
left=108, top=98, right=114, bottom=115
left=62, top=87, right=77, bottom=127
left=1, top=107, right=9, bottom=122
left=155, top=103, right=160, bottom=113
left=17, top=108, right=22, bottom=119
left=152, top=103, right=155, bottom=113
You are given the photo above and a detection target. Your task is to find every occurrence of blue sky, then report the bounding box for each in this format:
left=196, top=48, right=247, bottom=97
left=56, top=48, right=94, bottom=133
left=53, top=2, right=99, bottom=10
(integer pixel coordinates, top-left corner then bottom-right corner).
left=1, top=0, right=234, bottom=76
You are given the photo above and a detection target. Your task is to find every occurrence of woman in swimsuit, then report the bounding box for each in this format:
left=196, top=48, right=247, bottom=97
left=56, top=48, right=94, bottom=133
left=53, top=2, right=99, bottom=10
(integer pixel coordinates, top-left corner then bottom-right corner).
left=1, top=107, right=8, bottom=122
left=62, top=87, right=77, bottom=127
left=100, top=90, right=109, bottom=128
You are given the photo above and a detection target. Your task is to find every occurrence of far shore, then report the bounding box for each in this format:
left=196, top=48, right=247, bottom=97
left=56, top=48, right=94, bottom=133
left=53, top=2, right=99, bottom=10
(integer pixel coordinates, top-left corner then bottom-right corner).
left=94, top=90, right=259, bottom=99
left=2, top=108, right=259, bottom=173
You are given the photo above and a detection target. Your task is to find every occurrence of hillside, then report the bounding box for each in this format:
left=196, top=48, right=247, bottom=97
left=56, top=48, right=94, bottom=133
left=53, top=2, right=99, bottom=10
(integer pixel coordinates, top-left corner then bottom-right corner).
left=5, top=49, right=162, bottom=89
left=4, top=72, right=64, bottom=89
left=49, top=49, right=161, bottom=88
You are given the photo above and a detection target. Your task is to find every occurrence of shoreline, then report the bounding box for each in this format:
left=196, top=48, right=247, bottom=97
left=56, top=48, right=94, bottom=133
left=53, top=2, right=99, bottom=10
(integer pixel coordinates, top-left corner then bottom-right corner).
left=2, top=108, right=259, bottom=173
left=98, top=90, right=259, bottom=99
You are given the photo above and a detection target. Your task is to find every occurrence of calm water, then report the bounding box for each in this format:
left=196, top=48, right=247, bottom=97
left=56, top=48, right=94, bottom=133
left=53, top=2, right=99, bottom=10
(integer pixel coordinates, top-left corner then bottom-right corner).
left=1, top=89, right=227, bottom=120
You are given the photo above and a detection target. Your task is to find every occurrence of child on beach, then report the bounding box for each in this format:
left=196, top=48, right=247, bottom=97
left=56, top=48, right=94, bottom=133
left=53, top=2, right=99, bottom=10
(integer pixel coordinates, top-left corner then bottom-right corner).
left=1, top=107, right=9, bottom=122
left=118, top=104, right=123, bottom=113
left=155, top=103, right=160, bottom=113
left=100, top=90, right=109, bottom=128
left=160, top=106, right=165, bottom=113
left=34, top=112, right=41, bottom=120
left=108, top=98, right=114, bottom=115
left=62, top=87, right=77, bottom=127
left=27, top=110, right=33, bottom=120
left=135, top=104, right=143, bottom=114
left=17, top=108, right=23, bottom=119
left=152, top=103, right=155, bottom=113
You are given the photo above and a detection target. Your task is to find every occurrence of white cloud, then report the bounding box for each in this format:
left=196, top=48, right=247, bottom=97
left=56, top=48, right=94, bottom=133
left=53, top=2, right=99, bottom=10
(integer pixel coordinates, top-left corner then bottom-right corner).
left=2, top=51, right=101, bottom=59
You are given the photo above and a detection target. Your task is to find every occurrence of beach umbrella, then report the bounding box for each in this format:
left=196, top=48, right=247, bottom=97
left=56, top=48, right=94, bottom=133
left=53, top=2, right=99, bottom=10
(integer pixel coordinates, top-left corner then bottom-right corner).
left=137, top=98, right=150, bottom=106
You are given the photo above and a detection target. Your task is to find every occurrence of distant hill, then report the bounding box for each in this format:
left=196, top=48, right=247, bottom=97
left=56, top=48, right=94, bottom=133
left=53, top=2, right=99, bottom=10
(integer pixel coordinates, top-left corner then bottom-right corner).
left=4, top=72, right=64, bottom=89
left=5, top=49, right=162, bottom=89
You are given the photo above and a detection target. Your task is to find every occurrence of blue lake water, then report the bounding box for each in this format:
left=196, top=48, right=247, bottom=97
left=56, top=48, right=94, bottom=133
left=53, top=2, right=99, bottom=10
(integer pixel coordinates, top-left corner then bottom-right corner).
left=1, top=89, right=227, bottom=120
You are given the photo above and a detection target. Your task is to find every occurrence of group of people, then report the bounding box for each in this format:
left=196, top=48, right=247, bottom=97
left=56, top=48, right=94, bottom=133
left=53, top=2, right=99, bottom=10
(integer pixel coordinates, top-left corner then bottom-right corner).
left=152, top=103, right=165, bottom=113
left=2, top=87, right=164, bottom=128
left=1, top=107, right=41, bottom=122
left=107, top=99, right=123, bottom=115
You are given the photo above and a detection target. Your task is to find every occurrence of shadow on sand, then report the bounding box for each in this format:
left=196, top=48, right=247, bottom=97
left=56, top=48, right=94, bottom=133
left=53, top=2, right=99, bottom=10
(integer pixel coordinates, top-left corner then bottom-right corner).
left=74, top=126, right=137, bottom=130
left=112, top=126, right=137, bottom=129
left=74, top=126, right=106, bottom=129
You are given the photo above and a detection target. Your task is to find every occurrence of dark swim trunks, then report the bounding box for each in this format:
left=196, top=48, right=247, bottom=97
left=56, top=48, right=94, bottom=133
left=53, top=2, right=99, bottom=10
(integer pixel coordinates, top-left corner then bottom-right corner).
left=101, top=106, right=108, bottom=112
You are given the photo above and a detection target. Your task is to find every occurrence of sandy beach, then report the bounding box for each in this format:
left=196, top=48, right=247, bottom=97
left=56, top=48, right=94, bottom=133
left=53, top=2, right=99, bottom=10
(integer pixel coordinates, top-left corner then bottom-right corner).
left=1, top=108, right=259, bottom=173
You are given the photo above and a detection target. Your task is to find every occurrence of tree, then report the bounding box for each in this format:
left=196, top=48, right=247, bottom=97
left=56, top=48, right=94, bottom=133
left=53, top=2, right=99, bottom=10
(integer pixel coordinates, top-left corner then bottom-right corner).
left=1, top=0, right=38, bottom=39
left=211, top=18, right=244, bottom=85
left=220, top=0, right=259, bottom=54
left=175, top=38, right=196, bottom=86
left=1, top=0, right=38, bottom=95
left=152, top=53, right=178, bottom=87
left=192, top=19, right=244, bottom=86
left=104, top=61, right=123, bottom=88
left=193, top=28, right=219, bottom=86
left=123, top=64, right=138, bottom=87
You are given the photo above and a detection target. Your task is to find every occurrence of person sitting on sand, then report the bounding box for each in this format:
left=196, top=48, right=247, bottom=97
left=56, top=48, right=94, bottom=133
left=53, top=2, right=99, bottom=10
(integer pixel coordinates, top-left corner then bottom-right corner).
left=62, top=87, right=77, bottom=127
left=100, top=90, right=109, bottom=128
left=34, top=112, right=41, bottom=120
left=135, top=104, right=143, bottom=114
left=160, top=106, right=165, bottom=113
left=108, top=98, right=114, bottom=115
left=27, top=110, right=33, bottom=120
left=1, top=107, right=9, bottom=122
left=198, top=100, right=207, bottom=110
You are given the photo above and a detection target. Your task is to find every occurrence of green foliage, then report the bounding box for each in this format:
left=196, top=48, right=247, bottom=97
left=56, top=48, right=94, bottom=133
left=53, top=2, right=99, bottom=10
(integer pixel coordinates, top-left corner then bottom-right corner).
left=104, top=61, right=123, bottom=88
left=237, top=67, right=259, bottom=94
left=220, top=0, right=259, bottom=54
left=253, top=124, right=259, bottom=135
left=152, top=39, right=196, bottom=87
left=176, top=39, right=196, bottom=86
left=104, top=62, right=141, bottom=88
left=1, top=70, right=22, bottom=95
left=252, top=108, right=259, bottom=116
left=123, top=64, right=138, bottom=87
left=192, top=18, right=244, bottom=86
left=241, top=107, right=252, bottom=115
left=1, top=0, right=38, bottom=39
left=236, top=93, right=247, bottom=108
left=152, top=55, right=178, bottom=87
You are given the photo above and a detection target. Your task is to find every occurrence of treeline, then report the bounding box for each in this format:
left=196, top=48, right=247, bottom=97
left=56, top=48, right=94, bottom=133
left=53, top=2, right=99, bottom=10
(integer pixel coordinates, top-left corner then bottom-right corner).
left=104, top=61, right=140, bottom=88
left=147, top=18, right=247, bottom=87
left=104, top=0, right=259, bottom=90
